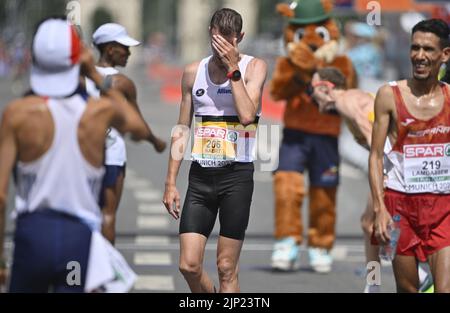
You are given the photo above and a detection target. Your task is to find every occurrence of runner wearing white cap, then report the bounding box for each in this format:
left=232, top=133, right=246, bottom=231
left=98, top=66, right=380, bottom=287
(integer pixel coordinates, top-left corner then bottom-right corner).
left=0, top=17, right=149, bottom=292
left=86, top=23, right=167, bottom=244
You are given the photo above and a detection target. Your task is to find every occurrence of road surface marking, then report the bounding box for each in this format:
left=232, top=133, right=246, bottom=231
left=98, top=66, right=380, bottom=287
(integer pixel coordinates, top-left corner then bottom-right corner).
left=134, top=190, right=162, bottom=201
left=134, top=252, right=172, bottom=266
left=135, top=235, right=170, bottom=245
left=137, top=216, right=169, bottom=229
left=331, top=246, right=348, bottom=261
left=134, top=275, right=174, bottom=291
left=125, top=178, right=152, bottom=189
left=138, top=203, right=165, bottom=214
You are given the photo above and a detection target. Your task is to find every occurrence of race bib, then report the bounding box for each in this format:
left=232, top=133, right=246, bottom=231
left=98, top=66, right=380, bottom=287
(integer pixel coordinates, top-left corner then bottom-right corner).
left=191, top=117, right=258, bottom=167
left=403, top=143, right=450, bottom=193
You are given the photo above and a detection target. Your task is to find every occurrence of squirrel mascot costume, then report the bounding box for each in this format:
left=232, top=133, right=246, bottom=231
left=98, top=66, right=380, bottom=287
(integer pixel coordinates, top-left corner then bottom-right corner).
left=270, top=0, right=356, bottom=272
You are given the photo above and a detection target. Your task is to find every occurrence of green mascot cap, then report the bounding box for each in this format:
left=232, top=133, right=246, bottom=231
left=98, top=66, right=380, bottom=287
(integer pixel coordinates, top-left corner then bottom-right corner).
left=289, top=0, right=331, bottom=25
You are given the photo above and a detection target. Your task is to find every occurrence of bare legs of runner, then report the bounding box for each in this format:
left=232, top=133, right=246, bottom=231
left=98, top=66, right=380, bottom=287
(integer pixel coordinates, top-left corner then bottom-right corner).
left=179, top=233, right=243, bottom=293
left=101, top=172, right=125, bottom=244
left=392, top=255, right=419, bottom=293
left=428, top=246, right=450, bottom=292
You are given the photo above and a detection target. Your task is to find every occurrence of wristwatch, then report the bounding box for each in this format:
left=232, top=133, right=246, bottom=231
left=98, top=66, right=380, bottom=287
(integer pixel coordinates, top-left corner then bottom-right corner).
left=227, top=69, right=241, bottom=82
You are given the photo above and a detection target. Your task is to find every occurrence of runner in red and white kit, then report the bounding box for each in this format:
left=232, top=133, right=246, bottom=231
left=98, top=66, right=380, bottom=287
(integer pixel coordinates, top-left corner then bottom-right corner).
left=369, top=19, right=450, bottom=293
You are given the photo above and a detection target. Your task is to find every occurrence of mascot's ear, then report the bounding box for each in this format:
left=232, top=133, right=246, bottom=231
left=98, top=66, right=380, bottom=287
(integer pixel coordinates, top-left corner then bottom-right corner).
left=276, top=3, right=295, bottom=18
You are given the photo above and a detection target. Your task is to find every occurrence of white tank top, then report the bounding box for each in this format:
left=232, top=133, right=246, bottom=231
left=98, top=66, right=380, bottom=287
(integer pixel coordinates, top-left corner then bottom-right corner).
left=85, top=66, right=127, bottom=166
left=191, top=55, right=260, bottom=167
left=14, top=95, right=105, bottom=230
left=192, top=55, right=257, bottom=116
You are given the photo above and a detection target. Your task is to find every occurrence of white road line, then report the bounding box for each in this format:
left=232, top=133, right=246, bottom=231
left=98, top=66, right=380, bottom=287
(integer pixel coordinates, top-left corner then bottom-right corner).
left=116, top=241, right=364, bottom=253
left=134, top=252, right=172, bottom=266
left=138, top=203, right=165, bottom=214
left=135, top=235, right=170, bottom=245
left=4, top=240, right=365, bottom=254
left=134, top=190, right=162, bottom=201
left=331, top=246, right=348, bottom=261
left=124, top=178, right=152, bottom=189
left=134, top=275, right=174, bottom=291
left=137, top=216, right=169, bottom=229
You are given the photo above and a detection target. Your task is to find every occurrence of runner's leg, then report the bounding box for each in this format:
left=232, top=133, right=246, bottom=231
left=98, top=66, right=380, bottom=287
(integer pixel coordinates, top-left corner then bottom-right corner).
left=217, top=236, right=243, bottom=293
left=392, top=255, right=419, bottom=293
left=179, top=233, right=215, bottom=293
left=428, top=246, right=450, bottom=292
left=101, top=167, right=125, bottom=244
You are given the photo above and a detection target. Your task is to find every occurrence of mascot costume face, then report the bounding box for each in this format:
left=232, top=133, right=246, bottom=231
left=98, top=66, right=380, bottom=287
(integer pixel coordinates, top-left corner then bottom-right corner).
left=270, top=0, right=356, bottom=273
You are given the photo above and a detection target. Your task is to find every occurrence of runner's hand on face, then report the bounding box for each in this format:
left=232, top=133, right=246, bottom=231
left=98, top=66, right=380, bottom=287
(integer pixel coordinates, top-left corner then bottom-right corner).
left=212, top=35, right=240, bottom=71
left=163, top=185, right=181, bottom=219
left=374, top=207, right=393, bottom=245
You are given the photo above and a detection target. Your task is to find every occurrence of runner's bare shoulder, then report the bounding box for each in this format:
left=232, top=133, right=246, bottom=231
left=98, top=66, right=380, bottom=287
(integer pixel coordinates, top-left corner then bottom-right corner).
left=245, top=57, right=268, bottom=78
left=375, top=83, right=396, bottom=109
left=183, top=61, right=201, bottom=86
left=112, top=73, right=136, bottom=93
left=85, top=96, right=116, bottom=119
left=2, top=96, right=49, bottom=126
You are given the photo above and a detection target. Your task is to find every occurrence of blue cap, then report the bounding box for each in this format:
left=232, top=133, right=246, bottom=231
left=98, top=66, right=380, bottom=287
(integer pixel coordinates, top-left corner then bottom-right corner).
left=393, top=215, right=401, bottom=222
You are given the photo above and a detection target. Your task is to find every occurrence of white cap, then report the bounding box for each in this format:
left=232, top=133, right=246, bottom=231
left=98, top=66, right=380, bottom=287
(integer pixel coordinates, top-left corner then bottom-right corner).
left=92, top=23, right=140, bottom=47
left=30, top=18, right=81, bottom=97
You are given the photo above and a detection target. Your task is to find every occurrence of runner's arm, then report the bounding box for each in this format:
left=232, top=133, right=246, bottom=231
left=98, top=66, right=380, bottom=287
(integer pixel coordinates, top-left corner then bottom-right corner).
left=369, top=85, right=394, bottom=243
left=165, top=64, right=196, bottom=187
left=163, top=64, right=196, bottom=219
left=79, top=45, right=150, bottom=141
left=0, top=104, right=18, bottom=267
left=352, top=96, right=374, bottom=147
left=229, top=58, right=267, bottom=125
left=112, top=74, right=166, bottom=151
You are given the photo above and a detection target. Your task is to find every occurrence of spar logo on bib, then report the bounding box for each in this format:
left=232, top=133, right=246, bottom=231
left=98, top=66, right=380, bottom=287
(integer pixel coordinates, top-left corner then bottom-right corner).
left=196, top=126, right=226, bottom=139
left=404, top=144, right=445, bottom=158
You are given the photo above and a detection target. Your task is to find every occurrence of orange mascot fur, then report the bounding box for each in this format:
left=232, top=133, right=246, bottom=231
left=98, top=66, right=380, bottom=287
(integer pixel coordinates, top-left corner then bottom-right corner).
left=270, top=0, right=356, bottom=273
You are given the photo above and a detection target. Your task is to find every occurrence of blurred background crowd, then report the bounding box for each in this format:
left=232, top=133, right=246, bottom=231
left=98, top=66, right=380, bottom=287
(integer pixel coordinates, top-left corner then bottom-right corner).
left=0, top=0, right=449, bottom=96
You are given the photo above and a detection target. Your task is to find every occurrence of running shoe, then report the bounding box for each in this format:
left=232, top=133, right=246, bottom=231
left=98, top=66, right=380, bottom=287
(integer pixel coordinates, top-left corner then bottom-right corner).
left=308, top=247, right=333, bottom=273
left=271, top=237, right=300, bottom=271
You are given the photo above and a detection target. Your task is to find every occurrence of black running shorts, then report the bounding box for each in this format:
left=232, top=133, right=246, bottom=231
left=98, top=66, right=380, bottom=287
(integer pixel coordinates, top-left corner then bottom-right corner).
left=179, top=161, right=254, bottom=240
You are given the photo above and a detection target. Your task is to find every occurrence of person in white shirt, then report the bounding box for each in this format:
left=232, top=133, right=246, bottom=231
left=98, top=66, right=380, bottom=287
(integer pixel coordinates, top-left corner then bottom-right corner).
left=86, top=23, right=167, bottom=244
left=0, top=17, right=149, bottom=292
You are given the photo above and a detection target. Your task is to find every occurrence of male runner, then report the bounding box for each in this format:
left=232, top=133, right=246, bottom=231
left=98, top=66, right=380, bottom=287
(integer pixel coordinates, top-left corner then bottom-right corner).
left=369, top=19, right=450, bottom=293
left=162, top=8, right=267, bottom=293
left=0, top=17, right=149, bottom=292
left=86, top=23, right=167, bottom=244
left=313, top=67, right=436, bottom=293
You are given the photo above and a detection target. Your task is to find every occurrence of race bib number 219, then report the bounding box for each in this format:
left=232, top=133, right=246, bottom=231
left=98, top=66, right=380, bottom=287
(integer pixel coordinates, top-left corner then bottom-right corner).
left=403, top=143, right=450, bottom=193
